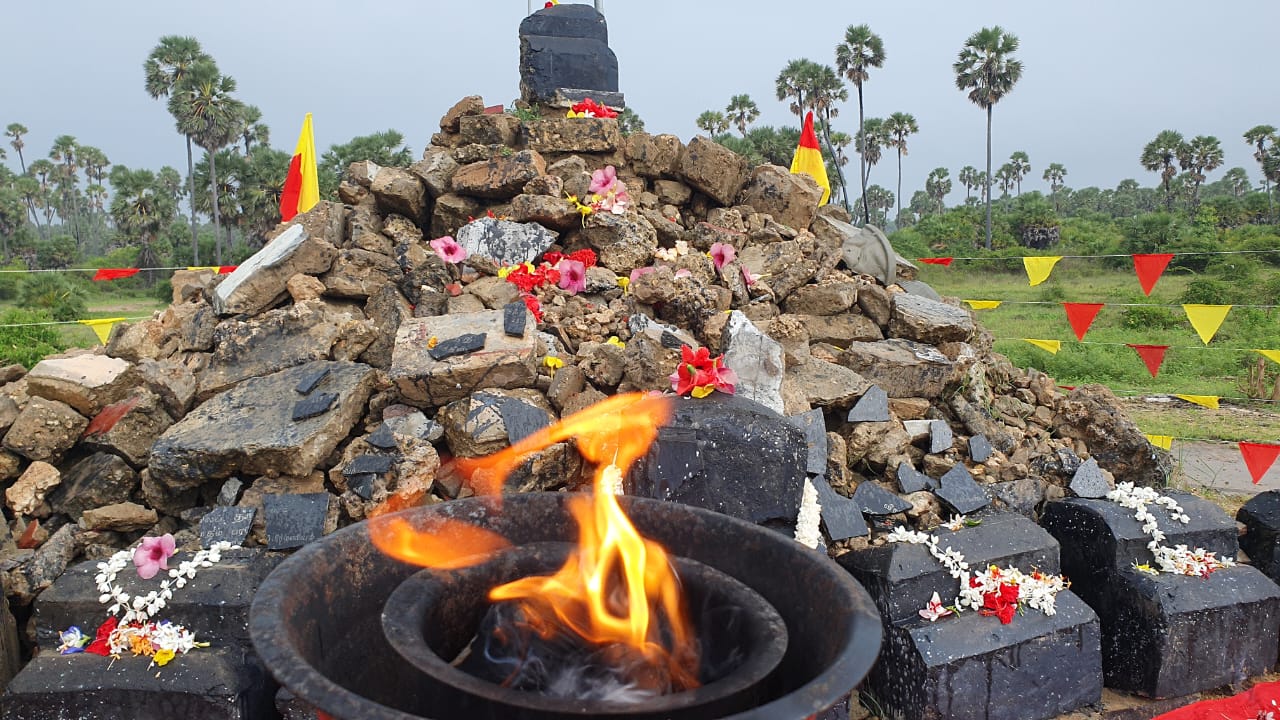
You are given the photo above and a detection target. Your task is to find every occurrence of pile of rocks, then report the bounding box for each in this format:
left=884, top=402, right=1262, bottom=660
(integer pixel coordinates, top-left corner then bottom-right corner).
left=0, top=95, right=1168, bottom=657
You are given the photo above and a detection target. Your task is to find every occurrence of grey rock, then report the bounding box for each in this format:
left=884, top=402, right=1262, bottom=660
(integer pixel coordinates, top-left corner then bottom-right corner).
left=928, top=419, right=953, bottom=454
left=263, top=493, right=335, bottom=550
left=890, top=293, right=975, bottom=344
left=839, top=339, right=955, bottom=399
left=1069, top=457, right=1111, bottom=498
left=852, top=481, right=912, bottom=516
left=47, top=453, right=138, bottom=519
left=391, top=310, right=538, bottom=407
left=896, top=463, right=937, bottom=494
left=3, top=397, right=87, bottom=462
left=847, top=385, right=890, bottom=422
left=785, top=409, right=828, bottom=476
left=723, top=311, right=784, bottom=415
left=813, top=475, right=869, bottom=541
left=456, top=217, right=557, bottom=267
left=811, top=216, right=896, bottom=285
left=212, top=223, right=338, bottom=316
left=969, top=434, right=993, bottom=462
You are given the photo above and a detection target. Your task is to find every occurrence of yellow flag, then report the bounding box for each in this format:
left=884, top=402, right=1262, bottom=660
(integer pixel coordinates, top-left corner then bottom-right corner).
left=1023, top=339, right=1061, bottom=354
left=281, top=113, right=320, bottom=221
left=78, top=317, right=125, bottom=345
left=1255, top=349, right=1280, bottom=365
left=186, top=266, right=219, bottom=272
left=789, top=111, right=830, bottom=205
left=1174, top=394, right=1219, bottom=409
left=1146, top=434, right=1173, bottom=451
left=964, top=300, right=1002, bottom=310
left=1182, top=304, right=1231, bottom=344
left=1023, top=256, right=1062, bottom=286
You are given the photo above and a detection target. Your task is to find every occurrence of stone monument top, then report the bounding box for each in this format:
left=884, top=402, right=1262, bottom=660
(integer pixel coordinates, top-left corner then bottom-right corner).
left=519, top=3, right=623, bottom=108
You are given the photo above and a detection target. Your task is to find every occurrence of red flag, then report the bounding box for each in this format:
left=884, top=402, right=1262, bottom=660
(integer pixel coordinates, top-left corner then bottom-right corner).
left=1127, top=344, right=1169, bottom=377
left=92, top=268, right=141, bottom=281
left=218, top=265, right=237, bottom=274
left=1240, top=442, right=1280, bottom=484
left=1062, top=303, right=1104, bottom=341
left=918, top=257, right=954, bottom=266
left=1132, top=253, right=1174, bottom=296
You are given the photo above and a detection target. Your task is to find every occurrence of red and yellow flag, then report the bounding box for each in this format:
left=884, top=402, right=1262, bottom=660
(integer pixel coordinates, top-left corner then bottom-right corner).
left=280, top=113, right=319, bottom=222
left=789, top=111, right=830, bottom=206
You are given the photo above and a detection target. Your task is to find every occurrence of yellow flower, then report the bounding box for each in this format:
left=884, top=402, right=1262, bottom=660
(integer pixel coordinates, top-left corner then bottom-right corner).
left=543, top=356, right=564, bottom=377
left=691, top=385, right=714, bottom=399
left=606, top=336, right=625, bottom=348
left=152, top=648, right=176, bottom=667
left=498, top=265, right=514, bottom=279
left=616, top=276, right=630, bottom=291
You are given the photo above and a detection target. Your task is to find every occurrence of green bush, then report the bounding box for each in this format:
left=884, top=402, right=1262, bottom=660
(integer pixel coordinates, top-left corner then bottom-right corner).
left=0, top=309, right=65, bottom=368
left=1122, top=304, right=1181, bottom=330
left=18, top=273, right=88, bottom=322
left=1180, top=278, right=1244, bottom=306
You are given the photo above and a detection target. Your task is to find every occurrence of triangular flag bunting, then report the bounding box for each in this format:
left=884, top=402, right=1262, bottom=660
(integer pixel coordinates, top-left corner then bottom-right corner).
left=77, top=318, right=126, bottom=345
left=1023, top=339, right=1061, bottom=354
left=1174, top=394, right=1219, bottom=409
left=1127, top=344, right=1169, bottom=377
left=1256, top=350, right=1280, bottom=365
left=281, top=113, right=320, bottom=222
left=1146, top=434, right=1173, bottom=451
left=919, top=257, right=954, bottom=266
left=1239, top=442, right=1280, bottom=484
left=964, top=300, right=1002, bottom=310
left=789, top=111, right=830, bottom=205
left=1132, top=253, right=1174, bottom=296
left=91, top=268, right=140, bottom=281
left=1023, top=256, right=1062, bottom=286
left=1062, top=303, right=1104, bottom=341
left=186, top=266, right=219, bottom=272
left=1182, top=304, right=1231, bottom=344
left=218, top=266, right=237, bottom=274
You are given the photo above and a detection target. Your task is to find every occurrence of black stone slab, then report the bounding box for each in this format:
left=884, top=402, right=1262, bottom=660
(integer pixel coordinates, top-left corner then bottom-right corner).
left=293, top=365, right=330, bottom=395
left=935, top=464, right=989, bottom=514
left=519, top=2, right=609, bottom=42
left=263, top=493, right=330, bottom=551
left=1238, top=490, right=1280, bottom=581
left=928, top=419, right=953, bottom=454
left=813, top=475, right=869, bottom=541
left=864, top=592, right=1101, bottom=720
left=427, top=332, right=486, bottom=361
left=1041, top=494, right=1238, bottom=580
left=502, top=301, right=527, bottom=338
left=365, top=423, right=397, bottom=450
left=291, top=392, right=336, bottom=422
left=786, top=408, right=828, bottom=476
left=1068, top=457, right=1110, bottom=498
left=1086, top=566, right=1280, bottom=697
left=846, top=385, right=889, bottom=423
left=350, top=475, right=376, bottom=501
left=33, top=550, right=280, bottom=650
left=896, top=463, right=936, bottom=494
left=659, top=330, right=683, bottom=350
left=500, top=398, right=552, bottom=445
left=342, top=454, right=394, bottom=477
left=520, top=31, right=619, bottom=105
left=1, top=647, right=276, bottom=720
left=853, top=481, right=913, bottom=516
left=968, top=433, right=993, bottom=463
left=630, top=393, right=806, bottom=526
left=839, top=511, right=1060, bottom=626
left=198, top=506, right=255, bottom=549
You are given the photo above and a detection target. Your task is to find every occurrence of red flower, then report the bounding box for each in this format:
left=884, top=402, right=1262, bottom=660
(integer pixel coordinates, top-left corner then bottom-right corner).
left=567, top=248, right=597, bottom=268
left=979, top=583, right=1020, bottom=624
left=521, top=294, right=543, bottom=323
left=542, top=251, right=564, bottom=266
left=669, top=345, right=737, bottom=398
left=83, top=616, right=119, bottom=656
left=506, top=266, right=540, bottom=294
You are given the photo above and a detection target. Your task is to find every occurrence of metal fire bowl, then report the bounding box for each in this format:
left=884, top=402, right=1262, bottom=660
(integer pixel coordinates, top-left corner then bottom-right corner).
left=250, top=493, right=883, bottom=720
left=381, top=541, right=789, bottom=719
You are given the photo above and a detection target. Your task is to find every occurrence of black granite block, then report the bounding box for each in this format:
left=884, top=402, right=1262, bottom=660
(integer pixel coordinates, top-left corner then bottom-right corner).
left=1, top=648, right=276, bottom=720
left=968, top=434, right=993, bottom=463
left=865, top=592, right=1101, bottom=720
left=350, top=475, right=376, bottom=501
left=291, top=392, right=336, bottom=421
left=428, top=332, right=487, bottom=361
left=502, top=301, right=527, bottom=338
left=853, top=481, right=913, bottom=516
left=198, top=506, right=255, bottom=549
left=838, top=512, right=1061, bottom=626
left=263, top=493, right=330, bottom=551
left=520, top=35, right=619, bottom=104
left=33, top=550, right=279, bottom=650
left=293, top=365, right=330, bottom=396
left=1090, top=566, right=1280, bottom=697
left=935, top=464, right=989, bottom=514
left=1041, top=495, right=1238, bottom=583
left=896, top=463, right=936, bottom=494
left=1238, top=490, right=1280, bottom=582
left=813, top=475, right=869, bottom=541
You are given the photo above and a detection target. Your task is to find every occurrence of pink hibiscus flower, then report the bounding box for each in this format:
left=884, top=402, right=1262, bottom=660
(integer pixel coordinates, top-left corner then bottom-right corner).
left=629, top=266, right=656, bottom=284
left=133, top=534, right=176, bottom=580
left=557, top=259, right=587, bottom=294
left=430, top=235, right=468, bottom=264
left=589, top=166, right=618, bottom=195
left=709, top=242, right=736, bottom=270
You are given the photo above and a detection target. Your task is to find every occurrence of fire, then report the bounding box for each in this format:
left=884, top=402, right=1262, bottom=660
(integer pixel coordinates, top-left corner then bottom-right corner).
left=368, top=392, right=700, bottom=690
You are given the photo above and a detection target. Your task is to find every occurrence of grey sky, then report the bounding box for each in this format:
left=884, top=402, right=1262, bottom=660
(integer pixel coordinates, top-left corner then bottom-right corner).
left=4, top=1, right=1279, bottom=205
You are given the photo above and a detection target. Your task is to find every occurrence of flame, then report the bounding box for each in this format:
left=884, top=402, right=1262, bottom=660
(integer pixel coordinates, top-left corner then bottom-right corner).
left=368, top=392, right=699, bottom=689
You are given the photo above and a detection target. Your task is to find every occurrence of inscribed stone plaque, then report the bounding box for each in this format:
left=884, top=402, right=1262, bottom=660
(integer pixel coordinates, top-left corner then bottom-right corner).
left=500, top=399, right=551, bottom=445
left=428, top=333, right=487, bottom=361
left=853, top=481, right=913, bottom=516
left=343, top=454, right=394, bottom=477
left=294, top=366, right=331, bottom=395
left=199, top=506, right=255, bottom=549
left=929, top=420, right=953, bottom=454
left=365, top=424, right=397, bottom=450
left=263, top=493, right=330, bottom=550
left=969, top=434, right=993, bottom=463
left=897, top=463, right=936, bottom=494
left=503, top=302, right=527, bottom=338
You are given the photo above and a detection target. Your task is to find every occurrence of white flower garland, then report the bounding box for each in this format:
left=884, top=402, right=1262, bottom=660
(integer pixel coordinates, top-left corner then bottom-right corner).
left=793, top=478, right=823, bottom=549
left=94, top=541, right=237, bottom=624
left=1105, top=482, right=1235, bottom=577
left=885, top=522, right=1067, bottom=617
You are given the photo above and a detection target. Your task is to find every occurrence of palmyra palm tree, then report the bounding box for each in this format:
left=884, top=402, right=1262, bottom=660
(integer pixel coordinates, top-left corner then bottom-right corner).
left=145, top=35, right=211, bottom=263
left=835, top=24, right=885, bottom=224
left=883, top=112, right=918, bottom=223
left=724, top=95, right=760, bottom=137
left=1043, top=162, right=1067, bottom=212
left=1141, top=129, right=1187, bottom=211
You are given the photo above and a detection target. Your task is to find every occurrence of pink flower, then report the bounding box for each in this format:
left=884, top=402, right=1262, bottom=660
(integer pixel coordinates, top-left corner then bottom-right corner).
left=709, top=242, right=736, bottom=270
left=589, top=166, right=618, bottom=194
left=430, top=236, right=468, bottom=264
left=557, top=259, right=587, bottom=294
left=742, top=266, right=759, bottom=286
left=133, top=534, right=176, bottom=580
left=919, top=592, right=954, bottom=622
left=629, top=266, right=656, bottom=284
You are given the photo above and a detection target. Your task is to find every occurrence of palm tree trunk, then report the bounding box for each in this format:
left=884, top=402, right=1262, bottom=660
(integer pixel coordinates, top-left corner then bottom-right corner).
left=984, top=107, right=993, bottom=249
left=895, top=147, right=903, bottom=228
left=817, top=113, right=849, bottom=213
left=186, top=135, right=199, bottom=266
left=209, top=150, right=223, bottom=266
left=857, top=86, right=869, bottom=225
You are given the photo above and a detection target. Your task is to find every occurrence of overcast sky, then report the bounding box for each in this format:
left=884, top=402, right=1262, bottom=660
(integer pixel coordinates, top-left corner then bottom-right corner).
left=4, top=0, right=1279, bottom=205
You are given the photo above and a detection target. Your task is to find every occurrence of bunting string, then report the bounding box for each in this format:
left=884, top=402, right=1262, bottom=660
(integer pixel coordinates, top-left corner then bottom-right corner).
left=965, top=300, right=1280, bottom=310
left=920, top=249, right=1280, bottom=262
left=0, top=266, right=237, bottom=277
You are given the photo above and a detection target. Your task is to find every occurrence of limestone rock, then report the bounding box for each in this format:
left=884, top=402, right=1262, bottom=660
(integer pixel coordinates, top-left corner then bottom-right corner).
left=4, top=524, right=79, bottom=606
left=80, top=388, right=174, bottom=467
left=25, top=354, right=136, bottom=417
left=213, top=224, right=338, bottom=316
left=736, top=164, right=822, bottom=231
left=410, top=147, right=461, bottom=198
left=440, top=95, right=485, bottom=132
left=722, top=311, right=784, bottom=415
left=391, top=309, right=538, bottom=406
left=784, top=358, right=872, bottom=410
left=788, top=313, right=884, bottom=346
left=626, top=133, right=683, bottom=179
left=678, top=136, right=750, bottom=206
left=839, top=339, right=955, bottom=399
left=149, top=361, right=376, bottom=490
left=1053, top=385, right=1172, bottom=487
left=286, top=273, right=326, bottom=303
left=3, top=397, right=87, bottom=462
left=889, top=293, right=975, bottom=344
left=526, top=118, right=622, bottom=154
left=430, top=193, right=483, bottom=239
left=582, top=211, right=658, bottom=273
left=782, top=280, right=859, bottom=316
left=133, top=358, right=197, bottom=420
left=439, top=389, right=554, bottom=458
left=509, top=193, right=580, bottom=231
left=160, top=299, right=218, bottom=352
left=452, top=150, right=547, bottom=200
left=320, top=248, right=401, bottom=300
left=370, top=166, right=428, bottom=219
left=80, top=502, right=158, bottom=532
left=459, top=114, right=520, bottom=147
left=738, top=240, right=817, bottom=301
left=456, top=217, right=558, bottom=267
left=104, top=319, right=174, bottom=362
left=5, top=462, right=60, bottom=517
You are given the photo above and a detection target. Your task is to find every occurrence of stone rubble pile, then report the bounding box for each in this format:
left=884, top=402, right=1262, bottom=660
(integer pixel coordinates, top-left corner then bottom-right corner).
left=0, top=95, right=1170, bottom=661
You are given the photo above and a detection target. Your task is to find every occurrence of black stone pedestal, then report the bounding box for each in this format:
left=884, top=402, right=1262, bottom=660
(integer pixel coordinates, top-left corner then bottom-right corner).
left=1238, top=490, right=1280, bottom=582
